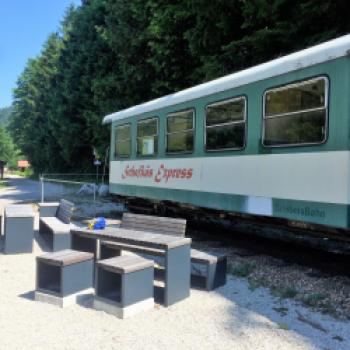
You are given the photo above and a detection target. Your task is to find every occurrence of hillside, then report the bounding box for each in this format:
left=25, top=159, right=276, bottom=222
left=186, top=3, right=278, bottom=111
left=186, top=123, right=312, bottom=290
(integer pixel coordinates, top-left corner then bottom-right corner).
left=0, top=106, right=13, bottom=126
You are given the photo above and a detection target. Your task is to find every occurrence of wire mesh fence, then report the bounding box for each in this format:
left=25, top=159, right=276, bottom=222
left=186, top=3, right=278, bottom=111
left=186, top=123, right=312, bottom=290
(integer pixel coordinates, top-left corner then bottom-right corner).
left=40, top=173, right=124, bottom=222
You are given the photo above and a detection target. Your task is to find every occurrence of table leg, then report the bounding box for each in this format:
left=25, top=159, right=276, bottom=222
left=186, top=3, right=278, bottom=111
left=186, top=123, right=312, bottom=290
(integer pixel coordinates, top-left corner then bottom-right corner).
left=164, top=244, right=190, bottom=306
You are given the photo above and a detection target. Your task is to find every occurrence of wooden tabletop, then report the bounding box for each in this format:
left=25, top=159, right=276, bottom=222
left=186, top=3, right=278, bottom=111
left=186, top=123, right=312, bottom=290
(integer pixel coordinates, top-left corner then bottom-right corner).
left=71, top=226, right=191, bottom=250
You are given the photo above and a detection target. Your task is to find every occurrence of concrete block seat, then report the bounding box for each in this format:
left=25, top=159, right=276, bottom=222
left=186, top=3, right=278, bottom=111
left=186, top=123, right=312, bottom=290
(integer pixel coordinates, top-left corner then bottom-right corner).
left=39, top=199, right=74, bottom=251
left=3, top=204, right=35, bottom=254
left=94, top=255, right=154, bottom=319
left=35, top=249, right=94, bottom=307
left=190, top=249, right=227, bottom=291
left=99, top=213, right=227, bottom=291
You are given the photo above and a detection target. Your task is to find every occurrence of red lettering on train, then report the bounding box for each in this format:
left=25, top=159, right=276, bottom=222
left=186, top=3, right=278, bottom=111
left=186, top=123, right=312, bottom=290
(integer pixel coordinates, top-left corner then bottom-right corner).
left=121, top=163, right=193, bottom=183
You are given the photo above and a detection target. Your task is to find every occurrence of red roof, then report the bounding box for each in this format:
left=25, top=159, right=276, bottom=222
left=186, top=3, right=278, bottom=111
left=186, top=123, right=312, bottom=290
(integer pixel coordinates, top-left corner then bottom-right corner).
left=18, top=160, right=30, bottom=168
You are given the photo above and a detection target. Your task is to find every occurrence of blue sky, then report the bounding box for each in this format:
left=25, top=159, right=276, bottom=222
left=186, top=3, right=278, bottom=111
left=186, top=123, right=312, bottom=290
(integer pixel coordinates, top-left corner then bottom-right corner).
left=0, top=0, right=81, bottom=108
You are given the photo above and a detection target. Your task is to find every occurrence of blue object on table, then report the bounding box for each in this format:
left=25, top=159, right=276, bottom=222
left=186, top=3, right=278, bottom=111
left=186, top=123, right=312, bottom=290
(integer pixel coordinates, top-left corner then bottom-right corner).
left=93, top=217, right=106, bottom=230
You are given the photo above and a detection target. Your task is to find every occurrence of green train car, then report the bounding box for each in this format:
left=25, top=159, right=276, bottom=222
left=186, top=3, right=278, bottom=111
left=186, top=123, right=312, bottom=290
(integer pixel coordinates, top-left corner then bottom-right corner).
left=103, top=35, right=350, bottom=230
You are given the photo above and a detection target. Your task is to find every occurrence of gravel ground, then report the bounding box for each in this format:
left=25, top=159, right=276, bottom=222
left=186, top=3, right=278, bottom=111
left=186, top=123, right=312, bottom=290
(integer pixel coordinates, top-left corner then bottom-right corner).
left=192, top=240, right=350, bottom=321
left=0, top=222, right=349, bottom=349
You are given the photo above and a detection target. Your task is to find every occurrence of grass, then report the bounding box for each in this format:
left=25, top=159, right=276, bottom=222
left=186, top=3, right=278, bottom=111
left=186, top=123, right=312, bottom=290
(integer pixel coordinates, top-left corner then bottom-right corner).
left=333, top=335, right=344, bottom=342
left=273, top=307, right=289, bottom=317
left=302, top=293, right=328, bottom=307
left=276, top=322, right=290, bottom=330
left=6, top=168, right=36, bottom=179
left=0, top=179, right=8, bottom=188
left=229, top=262, right=256, bottom=277
left=12, top=168, right=35, bottom=178
left=301, top=293, right=337, bottom=315
left=272, top=286, right=298, bottom=299
left=248, top=279, right=260, bottom=291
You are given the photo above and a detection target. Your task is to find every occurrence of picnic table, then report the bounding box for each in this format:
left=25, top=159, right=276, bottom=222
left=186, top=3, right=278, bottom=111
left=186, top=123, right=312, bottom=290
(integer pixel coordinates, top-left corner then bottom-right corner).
left=70, top=227, right=191, bottom=306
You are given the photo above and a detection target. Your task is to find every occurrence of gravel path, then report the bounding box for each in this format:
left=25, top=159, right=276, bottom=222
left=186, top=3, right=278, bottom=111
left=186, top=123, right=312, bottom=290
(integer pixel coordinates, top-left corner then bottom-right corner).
left=0, top=226, right=349, bottom=349
left=0, top=175, right=61, bottom=205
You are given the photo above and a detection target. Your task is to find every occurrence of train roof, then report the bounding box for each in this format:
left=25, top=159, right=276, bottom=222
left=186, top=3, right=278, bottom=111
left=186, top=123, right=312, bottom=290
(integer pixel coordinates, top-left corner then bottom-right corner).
left=103, top=34, right=350, bottom=124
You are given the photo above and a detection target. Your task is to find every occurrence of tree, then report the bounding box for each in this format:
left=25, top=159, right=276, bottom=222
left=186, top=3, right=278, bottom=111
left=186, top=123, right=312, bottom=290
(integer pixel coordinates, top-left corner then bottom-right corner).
left=0, top=127, right=19, bottom=168
left=10, top=33, right=64, bottom=172
left=0, top=106, right=14, bottom=126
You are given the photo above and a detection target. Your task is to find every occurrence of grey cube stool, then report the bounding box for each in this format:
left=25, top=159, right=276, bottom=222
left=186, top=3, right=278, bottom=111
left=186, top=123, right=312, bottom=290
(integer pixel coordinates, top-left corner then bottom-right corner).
left=94, top=255, right=154, bottom=319
left=35, top=249, right=94, bottom=307
left=4, top=205, right=34, bottom=254
left=190, top=249, right=227, bottom=291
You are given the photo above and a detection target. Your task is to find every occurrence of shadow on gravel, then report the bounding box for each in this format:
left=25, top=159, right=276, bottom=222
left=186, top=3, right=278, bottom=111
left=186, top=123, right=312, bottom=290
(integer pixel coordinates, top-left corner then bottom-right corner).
left=19, top=291, right=35, bottom=301
left=213, top=276, right=350, bottom=350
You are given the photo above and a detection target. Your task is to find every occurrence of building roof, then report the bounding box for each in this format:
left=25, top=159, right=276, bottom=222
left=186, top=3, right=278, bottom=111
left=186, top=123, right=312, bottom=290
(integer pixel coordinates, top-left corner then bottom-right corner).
left=18, top=160, right=30, bottom=168
left=103, top=34, right=350, bottom=125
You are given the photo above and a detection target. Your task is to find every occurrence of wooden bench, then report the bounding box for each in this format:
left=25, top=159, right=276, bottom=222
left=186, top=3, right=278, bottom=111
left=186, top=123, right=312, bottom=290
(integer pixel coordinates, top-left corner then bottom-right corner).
left=39, top=199, right=74, bottom=251
left=100, top=213, right=227, bottom=291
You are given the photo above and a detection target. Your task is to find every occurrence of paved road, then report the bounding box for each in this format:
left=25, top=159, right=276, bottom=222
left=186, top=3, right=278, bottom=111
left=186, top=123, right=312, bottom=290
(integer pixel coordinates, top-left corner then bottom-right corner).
left=0, top=175, right=67, bottom=214
left=0, top=175, right=41, bottom=205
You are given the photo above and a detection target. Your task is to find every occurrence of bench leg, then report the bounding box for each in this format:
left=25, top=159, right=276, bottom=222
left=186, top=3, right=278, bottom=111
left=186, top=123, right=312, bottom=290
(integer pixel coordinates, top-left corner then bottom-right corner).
left=39, top=220, right=54, bottom=250
left=71, top=234, right=97, bottom=258
left=164, top=244, right=190, bottom=306
left=206, top=258, right=227, bottom=291
left=53, top=233, right=71, bottom=252
left=100, top=244, right=121, bottom=260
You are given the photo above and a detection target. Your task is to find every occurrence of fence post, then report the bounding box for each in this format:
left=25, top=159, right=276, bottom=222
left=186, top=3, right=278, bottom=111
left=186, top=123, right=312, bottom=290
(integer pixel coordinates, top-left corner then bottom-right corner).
left=93, top=182, right=96, bottom=218
left=40, top=174, right=44, bottom=203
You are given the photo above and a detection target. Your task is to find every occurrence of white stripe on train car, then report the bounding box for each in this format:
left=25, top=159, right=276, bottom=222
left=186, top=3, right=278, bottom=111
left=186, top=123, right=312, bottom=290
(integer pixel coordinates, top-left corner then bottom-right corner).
left=109, top=151, right=350, bottom=205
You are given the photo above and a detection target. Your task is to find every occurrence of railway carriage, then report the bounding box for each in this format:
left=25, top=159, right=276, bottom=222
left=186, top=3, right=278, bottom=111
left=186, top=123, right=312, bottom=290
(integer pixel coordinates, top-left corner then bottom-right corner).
left=103, top=35, right=350, bottom=231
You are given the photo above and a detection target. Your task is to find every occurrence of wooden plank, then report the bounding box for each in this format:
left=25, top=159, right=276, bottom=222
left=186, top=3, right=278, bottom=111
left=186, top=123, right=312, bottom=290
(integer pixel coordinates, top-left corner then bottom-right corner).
left=70, top=227, right=191, bottom=249
left=123, top=213, right=186, bottom=225
left=121, top=214, right=187, bottom=239
left=102, top=240, right=165, bottom=256
left=121, top=223, right=184, bottom=236
left=190, top=249, right=227, bottom=264
left=122, top=221, right=186, bottom=232
left=98, top=255, right=153, bottom=274
left=123, top=218, right=186, bottom=228
left=40, top=217, right=70, bottom=234
left=37, top=249, right=93, bottom=266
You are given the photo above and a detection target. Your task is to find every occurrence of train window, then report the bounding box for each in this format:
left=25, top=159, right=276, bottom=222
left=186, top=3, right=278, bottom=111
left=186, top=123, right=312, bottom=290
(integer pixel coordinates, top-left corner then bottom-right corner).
left=166, top=109, right=194, bottom=153
left=205, top=96, right=246, bottom=151
left=115, top=123, right=131, bottom=157
left=137, top=118, right=158, bottom=156
left=263, top=77, right=328, bottom=147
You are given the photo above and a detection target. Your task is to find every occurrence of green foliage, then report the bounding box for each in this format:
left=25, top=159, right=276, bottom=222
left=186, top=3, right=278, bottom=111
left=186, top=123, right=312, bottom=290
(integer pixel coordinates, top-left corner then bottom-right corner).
left=273, top=307, right=289, bottom=317
left=0, top=106, right=13, bottom=126
left=230, top=262, right=256, bottom=277
left=9, top=0, right=350, bottom=173
left=276, top=322, right=290, bottom=330
left=0, top=126, right=20, bottom=168
left=272, top=286, right=298, bottom=299
left=302, top=292, right=328, bottom=307
left=12, top=168, right=35, bottom=179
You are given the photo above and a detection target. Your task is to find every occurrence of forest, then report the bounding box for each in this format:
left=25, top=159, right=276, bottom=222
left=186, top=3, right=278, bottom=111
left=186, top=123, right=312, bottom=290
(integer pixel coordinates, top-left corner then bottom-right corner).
left=4, top=0, right=350, bottom=173
left=0, top=107, right=19, bottom=168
